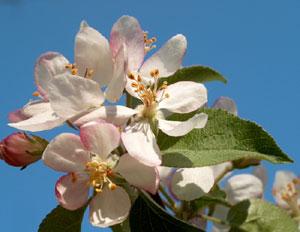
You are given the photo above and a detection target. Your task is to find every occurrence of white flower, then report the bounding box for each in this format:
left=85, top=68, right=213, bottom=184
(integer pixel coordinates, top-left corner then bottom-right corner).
left=42, top=121, right=159, bottom=227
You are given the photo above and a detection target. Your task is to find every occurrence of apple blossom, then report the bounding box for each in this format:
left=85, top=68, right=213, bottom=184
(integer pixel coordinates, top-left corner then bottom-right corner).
left=272, top=171, right=300, bottom=218
left=0, top=132, right=48, bottom=167
left=9, top=17, right=129, bottom=132
left=42, top=121, right=159, bottom=227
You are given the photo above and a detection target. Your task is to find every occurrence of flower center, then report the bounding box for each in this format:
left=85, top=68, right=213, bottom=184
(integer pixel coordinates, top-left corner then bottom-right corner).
left=72, top=160, right=116, bottom=194
left=273, top=178, right=300, bottom=216
left=143, top=31, right=156, bottom=53
left=65, top=63, right=94, bottom=78
left=129, top=69, right=169, bottom=119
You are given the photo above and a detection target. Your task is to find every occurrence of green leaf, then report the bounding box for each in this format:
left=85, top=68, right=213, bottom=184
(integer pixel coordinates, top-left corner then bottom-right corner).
left=159, top=65, right=227, bottom=86
left=227, top=199, right=299, bottom=232
left=158, top=108, right=293, bottom=168
left=38, top=204, right=87, bottom=232
left=191, top=187, right=231, bottom=211
left=130, top=191, right=204, bottom=232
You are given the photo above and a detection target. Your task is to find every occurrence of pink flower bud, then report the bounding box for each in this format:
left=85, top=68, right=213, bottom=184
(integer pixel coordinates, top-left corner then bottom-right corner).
left=0, top=132, right=48, bottom=167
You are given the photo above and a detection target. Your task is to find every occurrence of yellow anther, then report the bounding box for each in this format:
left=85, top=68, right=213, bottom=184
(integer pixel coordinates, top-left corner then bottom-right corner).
left=293, top=178, right=299, bottom=185
left=85, top=162, right=91, bottom=169
left=282, top=193, right=290, bottom=201
left=88, top=69, right=94, bottom=77
left=165, top=93, right=170, bottom=98
left=131, top=83, right=139, bottom=88
left=96, top=188, right=103, bottom=194
left=151, top=37, right=157, bottom=42
left=154, top=69, right=159, bottom=76
left=118, top=126, right=123, bottom=132
left=65, top=64, right=72, bottom=69
left=145, top=46, right=150, bottom=52
left=272, top=189, right=276, bottom=195
left=128, top=73, right=135, bottom=80
left=72, top=69, right=78, bottom=75
left=71, top=172, right=77, bottom=183
left=150, top=70, right=156, bottom=77
left=134, top=89, right=139, bottom=93
left=72, top=63, right=77, bottom=69
left=32, top=91, right=39, bottom=97
left=109, top=183, right=116, bottom=191
left=137, top=75, right=142, bottom=82
left=288, top=183, right=293, bottom=191
left=151, top=45, right=157, bottom=49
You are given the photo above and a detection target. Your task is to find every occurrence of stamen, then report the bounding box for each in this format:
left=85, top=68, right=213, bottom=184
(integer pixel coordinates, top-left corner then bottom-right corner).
left=71, top=172, right=77, bottom=183
left=65, top=64, right=72, bottom=69
left=128, top=73, right=135, bottom=80
left=137, top=75, right=142, bottom=82
left=32, top=91, right=39, bottom=97
left=293, top=178, right=299, bottom=185
left=107, top=169, right=114, bottom=177
left=165, top=93, right=170, bottom=98
left=88, top=70, right=94, bottom=77
left=95, top=189, right=103, bottom=194
left=131, top=83, right=139, bottom=88
left=72, top=63, right=77, bottom=69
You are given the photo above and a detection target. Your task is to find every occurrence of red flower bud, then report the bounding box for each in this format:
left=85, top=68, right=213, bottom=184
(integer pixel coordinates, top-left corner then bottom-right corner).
left=0, top=132, right=48, bottom=167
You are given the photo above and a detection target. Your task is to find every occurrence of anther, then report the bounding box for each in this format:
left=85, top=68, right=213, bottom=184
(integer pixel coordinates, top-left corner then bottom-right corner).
left=154, top=69, right=159, bottom=76
left=72, top=63, right=77, bottom=69
left=96, top=188, right=103, bottom=194
left=150, top=70, right=156, bottom=77
left=65, top=64, right=72, bottom=69
left=128, top=73, right=135, bottom=80
left=109, top=183, right=116, bottom=191
left=107, top=169, right=114, bottom=177
left=72, top=69, right=78, bottom=75
left=137, top=75, right=142, bottom=82
left=293, top=178, right=299, bottom=185
left=88, top=70, right=94, bottom=77
left=131, top=83, right=139, bottom=88
left=32, top=91, right=39, bottom=97
left=165, top=93, right=170, bottom=98
left=288, top=183, right=293, bottom=191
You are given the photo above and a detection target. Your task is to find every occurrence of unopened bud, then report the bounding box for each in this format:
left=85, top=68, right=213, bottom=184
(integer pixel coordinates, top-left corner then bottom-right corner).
left=0, top=132, right=48, bottom=167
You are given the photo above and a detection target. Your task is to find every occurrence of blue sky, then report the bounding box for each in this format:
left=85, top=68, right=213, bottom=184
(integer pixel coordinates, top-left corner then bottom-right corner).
left=0, top=0, right=299, bottom=231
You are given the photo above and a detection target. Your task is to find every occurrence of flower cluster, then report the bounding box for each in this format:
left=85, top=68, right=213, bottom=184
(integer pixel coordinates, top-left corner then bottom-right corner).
left=2, top=15, right=297, bottom=231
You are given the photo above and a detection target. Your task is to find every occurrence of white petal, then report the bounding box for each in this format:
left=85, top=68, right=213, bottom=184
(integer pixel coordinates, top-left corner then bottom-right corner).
left=140, top=34, right=187, bottom=78
left=22, top=100, right=52, bottom=117
left=80, top=122, right=120, bottom=161
left=8, top=110, right=65, bottom=132
left=89, top=186, right=131, bottom=227
left=115, top=153, right=159, bottom=194
left=43, top=133, right=90, bottom=172
left=225, top=174, right=263, bottom=204
left=110, top=15, right=145, bottom=71
left=156, top=166, right=173, bottom=187
left=105, top=44, right=127, bottom=103
left=121, top=121, right=162, bottom=167
left=158, top=113, right=208, bottom=137
left=73, top=105, right=136, bottom=127
left=34, top=52, right=69, bottom=100
left=75, top=21, right=113, bottom=87
left=253, top=164, right=267, bottom=191
left=47, top=73, right=105, bottom=119
left=210, top=162, right=233, bottom=181
left=212, top=205, right=230, bottom=231
left=157, top=81, right=207, bottom=113
left=212, top=97, right=238, bottom=116
left=55, top=173, right=90, bottom=210
left=171, top=167, right=214, bottom=201
left=273, top=171, right=297, bottom=208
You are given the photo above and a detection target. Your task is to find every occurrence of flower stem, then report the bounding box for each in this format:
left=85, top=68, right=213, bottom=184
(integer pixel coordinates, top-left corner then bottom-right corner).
left=126, top=92, right=132, bottom=108
left=159, top=185, right=178, bottom=213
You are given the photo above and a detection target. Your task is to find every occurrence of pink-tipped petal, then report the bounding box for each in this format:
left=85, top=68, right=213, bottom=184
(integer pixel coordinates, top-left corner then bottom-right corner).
left=110, top=15, right=145, bottom=71
left=121, top=121, right=162, bottom=167
left=8, top=110, right=65, bottom=132
left=7, top=108, right=28, bottom=123
left=47, top=73, right=105, bottom=119
left=115, top=153, right=159, bottom=194
left=157, top=166, right=173, bottom=187
left=140, top=34, right=187, bottom=78
left=157, top=81, right=207, bottom=113
left=73, top=105, right=136, bottom=127
left=55, top=173, right=90, bottom=210
left=75, top=21, right=113, bottom=87
left=43, top=133, right=90, bottom=172
left=34, top=52, right=69, bottom=100
left=89, top=186, right=131, bottom=227
left=105, top=44, right=128, bottom=103
left=171, top=167, right=214, bottom=201
left=158, top=113, right=208, bottom=137
left=212, top=97, right=238, bottom=116
left=225, top=174, right=264, bottom=204
left=80, top=122, right=120, bottom=161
